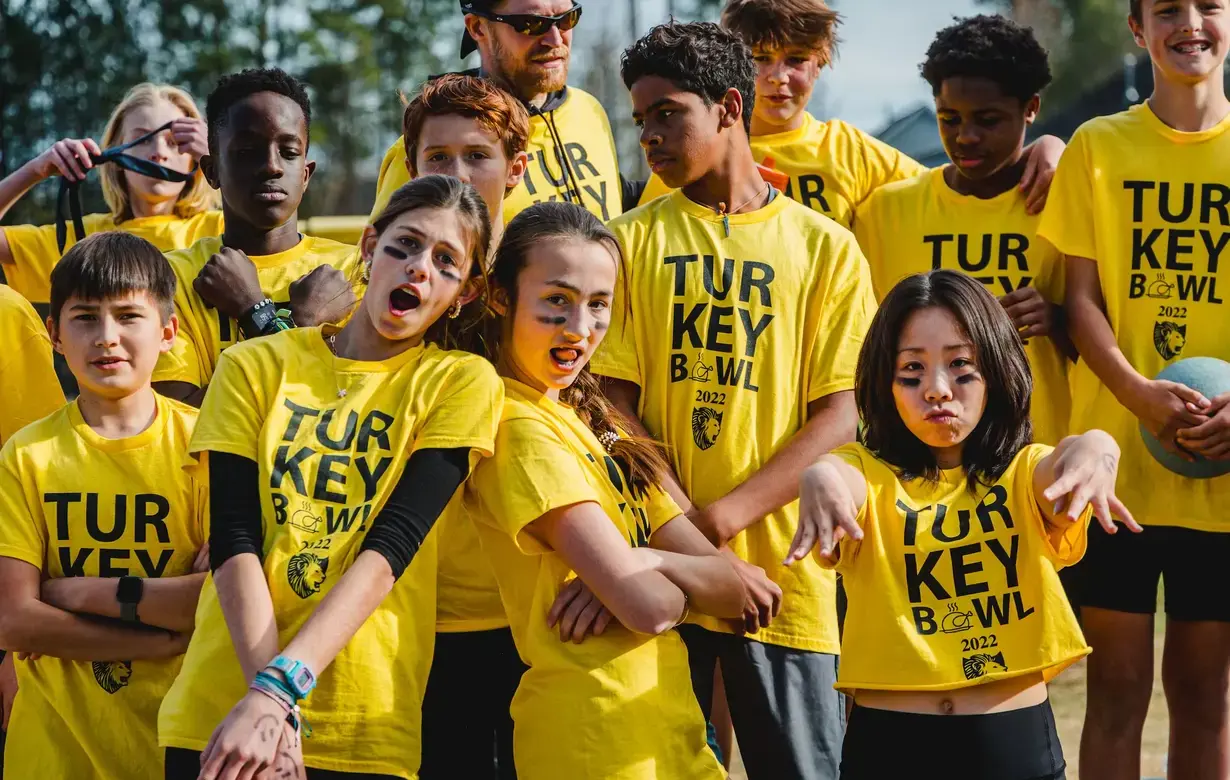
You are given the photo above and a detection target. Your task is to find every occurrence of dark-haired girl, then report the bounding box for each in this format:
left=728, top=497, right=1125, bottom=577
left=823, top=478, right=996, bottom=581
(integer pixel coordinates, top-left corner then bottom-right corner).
left=785, top=270, right=1137, bottom=779
left=463, top=202, right=745, bottom=780
left=158, top=175, right=502, bottom=780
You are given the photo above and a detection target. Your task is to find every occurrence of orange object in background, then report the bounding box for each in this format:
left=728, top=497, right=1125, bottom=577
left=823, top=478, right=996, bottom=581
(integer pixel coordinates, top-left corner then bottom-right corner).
left=757, top=157, right=790, bottom=191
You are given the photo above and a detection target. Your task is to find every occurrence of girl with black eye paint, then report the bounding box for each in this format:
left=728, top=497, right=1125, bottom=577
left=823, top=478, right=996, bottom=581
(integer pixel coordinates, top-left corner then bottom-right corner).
left=457, top=202, right=745, bottom=780
left=784, top=270, right=1137, bottom=779
left=160, top=175, right=504, bottom=780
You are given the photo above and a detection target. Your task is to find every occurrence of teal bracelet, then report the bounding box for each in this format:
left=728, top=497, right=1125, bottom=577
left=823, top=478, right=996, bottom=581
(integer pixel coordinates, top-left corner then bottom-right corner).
left=253, top=670, right=299, bottom=704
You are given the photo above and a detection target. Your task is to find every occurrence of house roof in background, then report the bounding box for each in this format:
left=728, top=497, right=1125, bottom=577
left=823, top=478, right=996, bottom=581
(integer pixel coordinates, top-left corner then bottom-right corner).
left=873, top=53, right=1156, bottom=166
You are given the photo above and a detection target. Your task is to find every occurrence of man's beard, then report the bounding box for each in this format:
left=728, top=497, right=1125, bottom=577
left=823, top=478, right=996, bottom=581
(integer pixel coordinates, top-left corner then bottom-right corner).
left=490, top=35, right=570, bottom=100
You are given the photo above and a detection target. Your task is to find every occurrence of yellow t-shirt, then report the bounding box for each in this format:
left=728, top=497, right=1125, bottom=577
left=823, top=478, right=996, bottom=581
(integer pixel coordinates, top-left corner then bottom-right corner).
left=466, top=378, right=723, bottom=780
left=591, top=190, right=876, bottom=654
left=0, top=394, right=207, bottom=780
left=855, top=168, right=1071, bottom=445
left=157, top=327, right=501, bottom=779
left=829, top=442, right=1090, bottom=693
left=370, top=87, right=623, bottom=226
left=152, top=235, right=361, bottom=388
left=639, top=114, right=924, bottom=229
left=1, top=211, right=225, bottom=311
left=0, top=284, right=65, bottom=444
left=1037, top=102, right=1230, bottom=531
left=434, top=503, right=507, bottom=632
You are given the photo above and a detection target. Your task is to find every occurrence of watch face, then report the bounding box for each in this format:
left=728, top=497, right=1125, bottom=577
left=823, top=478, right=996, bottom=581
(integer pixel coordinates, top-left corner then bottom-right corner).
left=291, top=667, right=314, bottom=691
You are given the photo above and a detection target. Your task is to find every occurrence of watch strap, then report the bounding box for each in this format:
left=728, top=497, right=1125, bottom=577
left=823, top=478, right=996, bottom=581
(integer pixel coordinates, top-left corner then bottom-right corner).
left=117, top=576, right=143, bottom=623
left=268, top=655, right=316, bottom=699
left=238, top=298, right=278, bottom=339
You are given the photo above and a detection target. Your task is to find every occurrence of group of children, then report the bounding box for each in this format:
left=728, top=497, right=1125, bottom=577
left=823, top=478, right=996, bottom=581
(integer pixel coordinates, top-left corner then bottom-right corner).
left=0, top=0, right=1227, bottom=779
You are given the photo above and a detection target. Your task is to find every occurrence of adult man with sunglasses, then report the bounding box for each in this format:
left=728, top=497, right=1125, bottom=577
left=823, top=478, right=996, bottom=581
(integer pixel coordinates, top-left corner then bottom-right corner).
left=370, top=0, right=638, bottom=226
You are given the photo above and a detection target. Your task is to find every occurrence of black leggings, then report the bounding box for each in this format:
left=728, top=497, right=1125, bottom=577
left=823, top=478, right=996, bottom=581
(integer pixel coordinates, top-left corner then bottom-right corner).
left=165, top=748, right=401, bottom=780
left=420, top=627, right=526, bottom=780
left=840, top=701, right=1066, bottom=780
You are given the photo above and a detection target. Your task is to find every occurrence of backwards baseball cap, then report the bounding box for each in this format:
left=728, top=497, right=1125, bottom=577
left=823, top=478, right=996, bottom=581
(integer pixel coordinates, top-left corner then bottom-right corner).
left=459, top=1, right=493, bottom=59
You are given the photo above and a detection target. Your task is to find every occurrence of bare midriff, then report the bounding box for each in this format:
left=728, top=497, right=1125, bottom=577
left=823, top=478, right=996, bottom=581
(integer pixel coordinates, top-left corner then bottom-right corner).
left=852, top=673, right=1048, bottom=716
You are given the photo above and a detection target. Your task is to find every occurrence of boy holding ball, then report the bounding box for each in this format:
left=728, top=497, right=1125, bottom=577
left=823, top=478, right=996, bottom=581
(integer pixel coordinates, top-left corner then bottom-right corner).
left=1037, top=0, right=1230, bottom=776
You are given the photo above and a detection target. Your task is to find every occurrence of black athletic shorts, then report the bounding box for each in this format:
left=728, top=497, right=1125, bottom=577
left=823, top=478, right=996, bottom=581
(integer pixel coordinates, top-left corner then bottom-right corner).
left=1065, top=522, right=1230, bottom=622
left=841, top=701, right=1065, bottom=780
left=421, top=627, right=524, bottom=780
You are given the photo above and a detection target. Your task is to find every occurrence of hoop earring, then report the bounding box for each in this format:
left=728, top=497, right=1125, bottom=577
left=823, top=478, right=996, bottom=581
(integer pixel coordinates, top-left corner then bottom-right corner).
left=448, top=300, right=463, bottom=319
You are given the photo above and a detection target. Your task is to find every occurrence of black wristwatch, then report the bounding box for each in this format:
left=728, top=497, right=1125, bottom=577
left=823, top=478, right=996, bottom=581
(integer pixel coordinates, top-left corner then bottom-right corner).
left=238, top=298, right=279, bottom=339
left=117, top=576, right=143, bottom=623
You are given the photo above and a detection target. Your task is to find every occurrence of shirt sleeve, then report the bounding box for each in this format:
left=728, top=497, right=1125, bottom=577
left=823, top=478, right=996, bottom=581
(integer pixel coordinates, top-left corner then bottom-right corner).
left=153, top=274, right=205, bottom=387
left=807, top=230, right=877, bottom=401
left=1018, top=443, right=1090, bottom=568
left=207, top=452, right=264, bottom=570
left=643, top=486, right=684, bottom=535
left=0, top=443, right=47, bottom=569
left=851, top=197, right=886, bottom=297
left=0, top=317, right=65, bottom=444
left=637, top=174, right=673, bottom=207
left=413, top=357, right=502, bottom=457
left=589, top=219, right=644, bottom=386
left=1031, top=239, right=1067, bottom=306
left=822, top=444, right=871, bottom=573
left=1035, top=130, right=1097, bottom=261
left=855, top=127, right=927, bottom=208
left=369, top=141, right=411, bottom=225
left=361, top=447, right=471, bottom=579
left=189, top=349, right=266, bottom=461
left=471, top=416, right=603, bottom=556
left=192, top=456, right=211, bottom=551
left=1, top=223, right=62, bottom=303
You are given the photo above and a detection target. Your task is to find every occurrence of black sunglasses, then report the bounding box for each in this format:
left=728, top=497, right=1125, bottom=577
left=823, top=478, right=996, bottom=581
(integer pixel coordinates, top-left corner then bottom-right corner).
left=467, top=3, right=582, bottom=37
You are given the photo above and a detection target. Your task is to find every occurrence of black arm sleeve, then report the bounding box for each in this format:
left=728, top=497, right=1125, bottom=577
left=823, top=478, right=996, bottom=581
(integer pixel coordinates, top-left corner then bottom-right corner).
left=360, top=447, right=472, bottom=579
left=621, top=173, right=647, bottom=213
left=209, top=452, right=264, bottom=572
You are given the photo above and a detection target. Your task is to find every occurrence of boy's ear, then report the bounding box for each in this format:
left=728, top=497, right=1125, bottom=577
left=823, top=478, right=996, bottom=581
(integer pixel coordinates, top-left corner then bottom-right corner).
left=718, top=88, right=745, bottom=131
left=160, top=312, right=180, bottom=354
left=1129, top=13, right=1147, bottom=48
left=45, top=316, right=63, bottom=355
left=505, top=150, right=529, bottom=194
left=303, top=159, right=317, bottom=189
left=1024, top=95, right=1041, bottom=125
left=199, top=154, right=220, bottom=189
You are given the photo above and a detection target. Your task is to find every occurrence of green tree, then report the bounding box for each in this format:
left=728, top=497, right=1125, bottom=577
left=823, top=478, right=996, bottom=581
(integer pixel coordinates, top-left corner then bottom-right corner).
left=979, top=0, right=1136, bottom=109
left=1, top=0, right=151, bottom=224
left=1, top=0, right=459, bottom=225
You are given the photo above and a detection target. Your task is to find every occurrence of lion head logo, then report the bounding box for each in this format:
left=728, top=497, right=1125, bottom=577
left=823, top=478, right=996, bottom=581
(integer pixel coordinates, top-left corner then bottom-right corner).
left=962, top=652, right=1008, bottom=681
left=92, top=660, right=132, bottom=694
left=1154, top=320, right=1187, bottom=360
left=287, top=551, right=330, bottom=599
left=691, top=407, right=723, bottom=450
